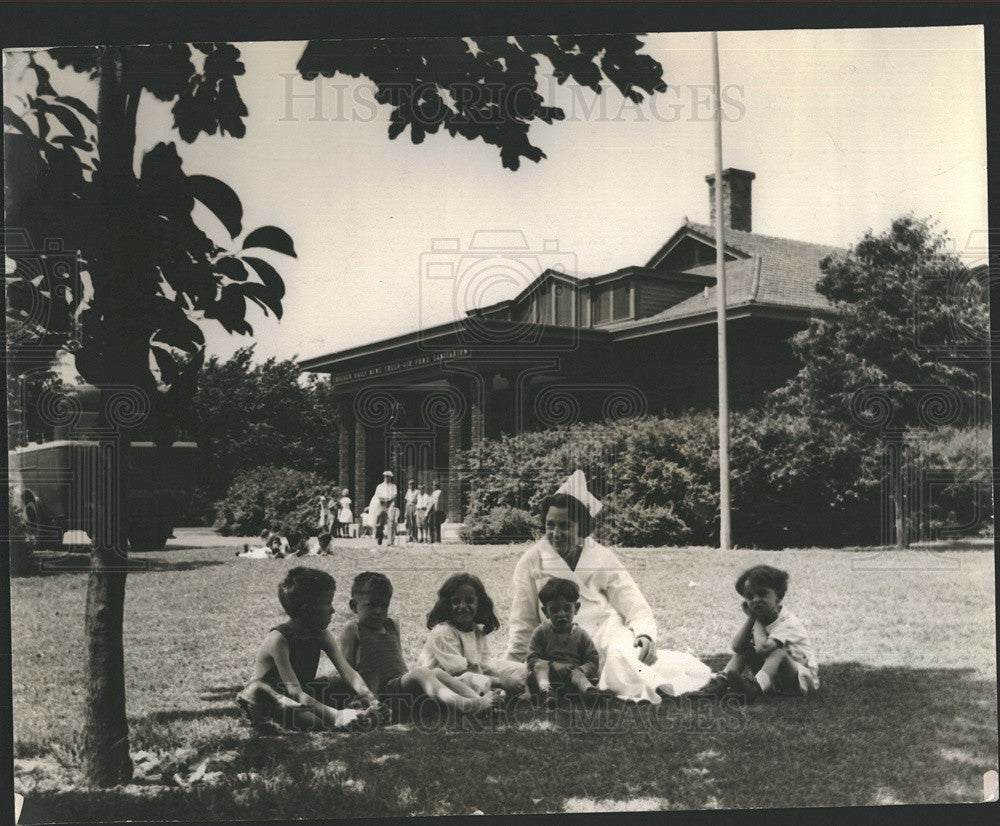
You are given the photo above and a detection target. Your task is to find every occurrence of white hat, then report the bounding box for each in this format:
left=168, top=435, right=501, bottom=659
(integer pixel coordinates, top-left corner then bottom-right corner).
left=383, top=470, right=394, bottom=477
left=555, top=470, right=603, bottom=518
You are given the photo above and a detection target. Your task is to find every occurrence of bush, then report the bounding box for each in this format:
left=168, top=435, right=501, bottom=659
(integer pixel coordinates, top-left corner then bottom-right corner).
left=462, top=410, right=987, bottom=548
left=213, top=466, right=338, bottom=542
left=460, top=507, right=537, bottom=544
left=907, top=425, right=993, bottom=540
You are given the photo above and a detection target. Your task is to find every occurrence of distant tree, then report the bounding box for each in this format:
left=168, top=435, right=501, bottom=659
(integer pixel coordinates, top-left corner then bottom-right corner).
left=193, top=346, right=341, bottom=505
left=772, top=216, right=989, bottom=547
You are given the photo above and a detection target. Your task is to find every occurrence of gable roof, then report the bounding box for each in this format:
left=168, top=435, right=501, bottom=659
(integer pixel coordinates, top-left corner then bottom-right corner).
left=597, top=222, right=845, bottom=332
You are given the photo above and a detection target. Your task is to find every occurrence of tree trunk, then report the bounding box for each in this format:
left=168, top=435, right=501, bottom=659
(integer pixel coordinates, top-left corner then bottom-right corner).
left=80, top=45, right=135, bottom=787
left=80, top=427, right=132, bottom=785
left=888, top=439, right=909, bottom=549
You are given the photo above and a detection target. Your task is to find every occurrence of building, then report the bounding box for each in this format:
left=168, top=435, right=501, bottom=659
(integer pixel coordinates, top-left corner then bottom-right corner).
left=300, top=170, right=843, bottom=522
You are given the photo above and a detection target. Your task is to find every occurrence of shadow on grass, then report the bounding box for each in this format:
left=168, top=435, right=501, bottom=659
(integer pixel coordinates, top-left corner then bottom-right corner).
left=19, top=662, right=999, bottom=822
left=21, top=554, right=227, bottom=576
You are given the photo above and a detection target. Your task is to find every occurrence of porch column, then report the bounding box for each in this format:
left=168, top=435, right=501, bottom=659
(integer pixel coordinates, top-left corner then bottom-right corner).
left=337, top=400, right=351, bottom=490
left=447, top=406, right=462, bottom=522
left=354, top=417, right=367, bottom=508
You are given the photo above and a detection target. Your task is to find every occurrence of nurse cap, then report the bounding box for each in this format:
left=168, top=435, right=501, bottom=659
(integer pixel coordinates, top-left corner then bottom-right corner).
left=555, top=469, right=603, bottom=518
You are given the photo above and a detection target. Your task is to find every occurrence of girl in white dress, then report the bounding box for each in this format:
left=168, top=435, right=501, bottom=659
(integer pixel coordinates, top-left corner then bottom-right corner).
left=417, top=573, right=528, bottom=696
left=337, top=488, right=353, bottom=538
left=506, top=471, right=711, bottom=703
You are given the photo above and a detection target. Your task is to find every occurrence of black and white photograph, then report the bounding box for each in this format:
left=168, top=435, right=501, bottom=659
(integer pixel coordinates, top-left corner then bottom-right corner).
left=4, top=3, right=997, bottom=821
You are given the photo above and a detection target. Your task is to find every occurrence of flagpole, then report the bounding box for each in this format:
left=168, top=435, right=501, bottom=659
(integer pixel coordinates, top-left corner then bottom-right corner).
left=711, top=31, right=732, bottom=551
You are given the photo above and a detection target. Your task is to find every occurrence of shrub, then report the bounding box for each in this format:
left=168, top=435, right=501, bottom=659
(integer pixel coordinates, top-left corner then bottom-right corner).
left=460, top=507, right=538, bottom=544
left=462, top=411, right=988, bottom=548
left=213, top=466, right=338, bottom=541
left=906, top=425, right=993, bottom=540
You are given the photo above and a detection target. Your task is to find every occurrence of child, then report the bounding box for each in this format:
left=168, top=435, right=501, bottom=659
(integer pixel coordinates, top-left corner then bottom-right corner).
left=339, top=572, right=497, bottom=716
left=301, top=532, right=333, bottom=556
left=318, top=495, right=333, bottom=533
left=414, top=484, right=430, bottom=543
left=359, top=507, right=373, bottom=539
left=337, top=489, right=353, bottom=538
left=417, top=573, right=527, bottom=697
left=527, top=577, right=614, bottom=708
left=701, top=565, right=819, bottom=701
left=236, top=567, right=383, bottom=731
left=237, top=529, right=277, bottom=559
left=385, top=501, right=400, bottom=547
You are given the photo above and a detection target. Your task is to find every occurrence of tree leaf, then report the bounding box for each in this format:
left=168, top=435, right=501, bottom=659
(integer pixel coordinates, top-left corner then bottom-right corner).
left=44, top=102, right=87, bottom=140
left=3, top=106, right=34, bottom=136
left=215, top=256, right=249, bottom=281
left=242, top=226, right=297, bottom=258
left=243, top=256, right=286, bottom=301
left=188, top=174, right=243, bottom=238
left=55, top=95, right=97, bottom=123
left=240, top=281, right=283, bottom=320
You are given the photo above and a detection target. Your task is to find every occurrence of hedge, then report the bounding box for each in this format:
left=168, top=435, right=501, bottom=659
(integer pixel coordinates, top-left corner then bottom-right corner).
left=461, top=412, right=990, bottom=548
left=213, top=466, right=339, bottom=542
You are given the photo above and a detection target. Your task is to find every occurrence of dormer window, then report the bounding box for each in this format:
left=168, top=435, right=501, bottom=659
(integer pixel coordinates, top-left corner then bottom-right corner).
left=592, top=281, right=632, bottom=325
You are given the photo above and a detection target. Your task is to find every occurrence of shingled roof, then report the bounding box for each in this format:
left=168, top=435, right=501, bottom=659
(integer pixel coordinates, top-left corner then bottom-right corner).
left=602, top=221, right=844, bottom=332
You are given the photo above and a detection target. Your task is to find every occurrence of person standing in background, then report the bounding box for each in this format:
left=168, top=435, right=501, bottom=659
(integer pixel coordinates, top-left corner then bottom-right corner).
left=370, top=470, right=398, bottom=546
left=427, top=479, right=445, bottom=544
left=404, top=479, right=419, bottom=544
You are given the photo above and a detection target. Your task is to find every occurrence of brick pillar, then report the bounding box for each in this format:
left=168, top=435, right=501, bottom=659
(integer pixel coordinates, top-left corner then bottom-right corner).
left=354, top=417, right=367, bottom=508
left=338, top=403, right=351, bottom=491
left=447, top=415, right=462, bottom=522
left=470, top=381, right=489, bottom=449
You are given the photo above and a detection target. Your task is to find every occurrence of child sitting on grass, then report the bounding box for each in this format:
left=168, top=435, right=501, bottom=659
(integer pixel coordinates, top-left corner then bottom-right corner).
left=417, top=573, right=527, bottom=698
left=700, top=564, right=819, bottom=701
left=237, top=567, right=384, bottom=731
left=339, top=572, right=498, bottom=716
left=527, top=577, right=615, bottom=708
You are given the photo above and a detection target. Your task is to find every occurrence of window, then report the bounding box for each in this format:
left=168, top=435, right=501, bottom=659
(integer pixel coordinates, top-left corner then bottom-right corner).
left=554, top=282, right=573, bottom=326
left=594, top=286, right=611, bottom=324
left=612, top=282, right=630, bottom=320
left=537, top=286, right=552, bottom=324
left=592, top=280, right=633, bottom=325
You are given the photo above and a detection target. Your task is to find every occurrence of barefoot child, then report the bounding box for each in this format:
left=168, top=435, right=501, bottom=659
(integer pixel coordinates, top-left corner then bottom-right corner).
left=701, top=564, right=819, bottom=700
left=527, top=577, right=614, bottom=708
left=340, top=572, right=496, bottom=716
left=237, top=567, right=383, bottom=731
left=418, top=573, right=527, bottom=697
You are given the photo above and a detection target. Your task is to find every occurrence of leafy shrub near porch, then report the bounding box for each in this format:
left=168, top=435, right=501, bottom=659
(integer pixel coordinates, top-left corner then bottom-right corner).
left=459, top=507, right=538, bottom=544
left=462, top=411, right=897, bottom=548
left=213, top=466, right=336, bottom=542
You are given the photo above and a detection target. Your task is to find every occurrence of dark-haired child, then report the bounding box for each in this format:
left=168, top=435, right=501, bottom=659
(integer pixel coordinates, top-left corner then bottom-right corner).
left=704, top=565, right=819, bottom=700
left=237, top=567, right=383, bottom=731
left=340, top=572, right=496, bottom=716
left=418, top=573, right=527, bottom=697
left=527, top=577, right=613, bottom=708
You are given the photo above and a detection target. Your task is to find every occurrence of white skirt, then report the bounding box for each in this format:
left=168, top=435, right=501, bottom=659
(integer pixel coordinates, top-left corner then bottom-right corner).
left=592, top=616, right=711, bottom=703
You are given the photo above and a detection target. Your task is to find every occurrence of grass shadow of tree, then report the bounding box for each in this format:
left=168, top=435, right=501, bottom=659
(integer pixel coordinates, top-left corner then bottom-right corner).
left=19, top=662, right=998, bottom=822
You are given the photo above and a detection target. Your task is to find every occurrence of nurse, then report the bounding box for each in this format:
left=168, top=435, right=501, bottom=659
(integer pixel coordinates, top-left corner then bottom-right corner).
left=505, top=470, right=711, bottom=703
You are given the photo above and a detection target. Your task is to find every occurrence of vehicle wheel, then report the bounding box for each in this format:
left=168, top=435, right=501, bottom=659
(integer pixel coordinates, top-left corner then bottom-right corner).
left=21, top=502, right=64, bottom=551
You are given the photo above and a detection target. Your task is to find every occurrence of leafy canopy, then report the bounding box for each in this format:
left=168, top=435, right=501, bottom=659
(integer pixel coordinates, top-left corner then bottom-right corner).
left=298, top=34, right=667, bottom=170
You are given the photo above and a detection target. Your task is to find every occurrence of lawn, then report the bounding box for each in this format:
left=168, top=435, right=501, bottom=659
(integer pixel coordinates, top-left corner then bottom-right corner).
left=11, top=531, right=998, bottom=820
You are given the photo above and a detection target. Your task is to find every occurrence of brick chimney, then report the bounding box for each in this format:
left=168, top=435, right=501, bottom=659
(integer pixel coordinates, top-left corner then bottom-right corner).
left=705, top=168, right=755, bottom=233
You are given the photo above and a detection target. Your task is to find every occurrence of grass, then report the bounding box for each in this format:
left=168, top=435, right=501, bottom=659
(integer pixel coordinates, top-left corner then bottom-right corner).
left=11, top=532, right=998, bottom=820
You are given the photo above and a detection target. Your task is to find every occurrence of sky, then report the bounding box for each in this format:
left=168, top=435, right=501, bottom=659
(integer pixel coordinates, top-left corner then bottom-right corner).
left=7, top=25, right=989, bottom=368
